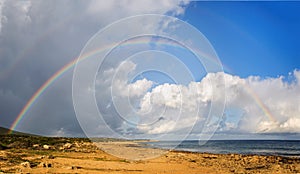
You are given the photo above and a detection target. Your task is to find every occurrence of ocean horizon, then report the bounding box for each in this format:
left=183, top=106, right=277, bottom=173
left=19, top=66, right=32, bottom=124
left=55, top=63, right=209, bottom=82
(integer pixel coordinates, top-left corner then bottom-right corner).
left=145, top=140, right=300, bottom=158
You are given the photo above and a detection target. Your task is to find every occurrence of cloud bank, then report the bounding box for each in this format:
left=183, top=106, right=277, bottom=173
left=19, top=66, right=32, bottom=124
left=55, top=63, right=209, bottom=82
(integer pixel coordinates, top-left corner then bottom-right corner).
left=95, top=60, right=300, bottom=138
left=0, top=0, right=190, bottom=136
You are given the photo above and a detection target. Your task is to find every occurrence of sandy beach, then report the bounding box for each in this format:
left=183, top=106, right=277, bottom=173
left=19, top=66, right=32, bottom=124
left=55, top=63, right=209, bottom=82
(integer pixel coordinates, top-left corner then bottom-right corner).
left=0, top=135, right=300, bottom=173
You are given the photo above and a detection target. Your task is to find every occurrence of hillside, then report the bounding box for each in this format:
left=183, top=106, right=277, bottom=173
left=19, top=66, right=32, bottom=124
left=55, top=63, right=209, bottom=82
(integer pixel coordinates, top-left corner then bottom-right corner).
left=0, top=126, right=36, bottom=136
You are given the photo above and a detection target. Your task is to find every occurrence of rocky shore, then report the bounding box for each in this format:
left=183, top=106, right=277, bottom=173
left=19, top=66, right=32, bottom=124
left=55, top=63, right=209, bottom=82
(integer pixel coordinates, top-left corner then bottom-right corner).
left=0, top=135, right=299, bottom=173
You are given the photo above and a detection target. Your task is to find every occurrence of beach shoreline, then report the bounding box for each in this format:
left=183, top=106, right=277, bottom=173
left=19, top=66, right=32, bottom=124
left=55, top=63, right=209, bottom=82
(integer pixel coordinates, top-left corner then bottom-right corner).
left=0, top=135, right=299, bottom=173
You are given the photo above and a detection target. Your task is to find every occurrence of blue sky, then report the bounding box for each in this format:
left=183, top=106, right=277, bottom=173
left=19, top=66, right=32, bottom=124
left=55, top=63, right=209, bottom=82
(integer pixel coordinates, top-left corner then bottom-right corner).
left=180, top=1, right=300, bottom=78
left=0, top=1, right=300, bottom=139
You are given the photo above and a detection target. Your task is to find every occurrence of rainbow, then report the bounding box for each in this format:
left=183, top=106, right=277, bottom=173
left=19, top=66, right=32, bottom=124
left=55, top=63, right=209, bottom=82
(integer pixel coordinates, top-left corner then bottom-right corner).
left=8, top=41, right=110, bottom=134
left=244, top=84, right=276, bottom=123
left=9, top=36, right=216, bottom=133
left=8, top=46, right=111, bottom=133
left=9, top=35, right=272, bottom=134
left=8, top=59, right=78, bottom=134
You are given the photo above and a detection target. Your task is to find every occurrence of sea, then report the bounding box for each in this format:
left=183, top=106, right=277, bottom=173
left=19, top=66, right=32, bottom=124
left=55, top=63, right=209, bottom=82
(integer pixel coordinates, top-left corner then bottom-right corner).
left=145, top=140, right=300, bottom=157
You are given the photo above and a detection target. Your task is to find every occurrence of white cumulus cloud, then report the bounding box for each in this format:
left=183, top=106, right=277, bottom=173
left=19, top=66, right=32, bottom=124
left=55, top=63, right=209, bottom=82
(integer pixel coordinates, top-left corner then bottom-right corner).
left=95, top=60, right=300, bottom=136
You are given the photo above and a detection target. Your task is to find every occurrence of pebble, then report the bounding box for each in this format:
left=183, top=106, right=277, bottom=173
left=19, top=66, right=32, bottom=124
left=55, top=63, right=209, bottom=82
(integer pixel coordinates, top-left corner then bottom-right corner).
left=71, top=166, right=82, bottom=170
left=38, top=162, right=52, bottom=168
left=48, top=155, right=55, bottom=159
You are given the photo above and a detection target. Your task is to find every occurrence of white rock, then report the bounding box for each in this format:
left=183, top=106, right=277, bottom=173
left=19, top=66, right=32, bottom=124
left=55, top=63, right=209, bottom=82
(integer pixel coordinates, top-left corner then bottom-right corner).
left=20, top=161, right=31, bottom=168
left=43, top=145, right=50, bottom=150
left=32, top=144, right=39, bottom=148
left=63, top=143, right=72, bottom=149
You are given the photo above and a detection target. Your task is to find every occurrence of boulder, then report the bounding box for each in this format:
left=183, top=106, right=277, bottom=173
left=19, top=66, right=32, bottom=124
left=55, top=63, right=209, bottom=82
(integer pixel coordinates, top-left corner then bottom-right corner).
left=63, top=143, right=72, bottom=149
left=43, top=145, right=50, bottom=150
left=20, top=161, right=31, bottom=168
left=32, top=144, right=40, bottom=148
